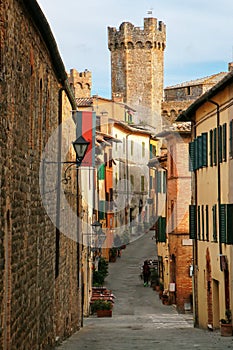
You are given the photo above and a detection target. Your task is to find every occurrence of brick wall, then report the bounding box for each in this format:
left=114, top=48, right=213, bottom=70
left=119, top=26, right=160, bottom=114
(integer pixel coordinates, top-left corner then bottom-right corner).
left=167, top=133, right=193, bottom=312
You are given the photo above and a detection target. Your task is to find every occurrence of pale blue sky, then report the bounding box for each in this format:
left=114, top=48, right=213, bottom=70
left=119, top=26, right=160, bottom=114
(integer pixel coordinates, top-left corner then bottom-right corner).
left=37, top=0, right=233, bottom=98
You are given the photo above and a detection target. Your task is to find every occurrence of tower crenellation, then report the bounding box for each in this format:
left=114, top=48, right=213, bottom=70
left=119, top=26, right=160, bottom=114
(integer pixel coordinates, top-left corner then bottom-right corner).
left=108, top=16, right=166, bottom=127
left=69, top=68, right=92, bottom=98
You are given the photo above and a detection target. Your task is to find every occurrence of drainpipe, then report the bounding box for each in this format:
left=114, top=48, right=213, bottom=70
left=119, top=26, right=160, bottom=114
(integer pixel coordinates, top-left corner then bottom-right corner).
left=192, top=120, right=198, bottom=327
left=207, top=99, right=222, bottom=258
left=126, top=133, right=132, bottom=228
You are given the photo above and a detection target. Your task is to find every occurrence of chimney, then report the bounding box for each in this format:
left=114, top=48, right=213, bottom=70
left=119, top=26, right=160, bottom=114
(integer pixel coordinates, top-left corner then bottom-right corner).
left=228, top=62, right=233, bottom=72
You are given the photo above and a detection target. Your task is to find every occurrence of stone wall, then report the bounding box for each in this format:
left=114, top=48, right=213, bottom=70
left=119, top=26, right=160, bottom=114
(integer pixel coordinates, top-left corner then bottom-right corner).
left=0, top=1, right=80, bottom=349
left=108, top=17, right=166, bottom=127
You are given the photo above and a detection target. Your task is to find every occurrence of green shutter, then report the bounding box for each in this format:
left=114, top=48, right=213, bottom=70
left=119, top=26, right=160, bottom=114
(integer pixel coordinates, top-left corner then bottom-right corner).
left=227, top=204, right=233, bottom=244
left=223, top=123, right=227, bottom=162
left=197, top=206, right=201, bottom=240
left=158, top=216, right=166, bottom=243
left=206, top=205, right=209, bottom=241
left=98, top=200, right=106, bottom=220
left=189, top=205, right=196, bottom=239
left=150, top=144, right=153, bottom=159
left=220, top=204, right=226, bottom=243
left=163, top=171, right=166, bottom=193
left=202, top=132, right=208, bottom=167
left=157, top=171, right=161, bottom=193
left=230, top=120, right=233, bottom=158
left=194, top=138, right=198, bottom=169
left=209, top=129, right=213, bottom=167
left=212, top=204, right=217, bottom=242
left=218, top=125, right=223, bottom=163
left=198, top=136, right=203, bottom=168
left=98, top=164, right=105, bottom=180
left=189, top=141, right=195, bottom=171
left=214, top=128, right=217, bottom=165
left=202, top=205, right=205, bottom=240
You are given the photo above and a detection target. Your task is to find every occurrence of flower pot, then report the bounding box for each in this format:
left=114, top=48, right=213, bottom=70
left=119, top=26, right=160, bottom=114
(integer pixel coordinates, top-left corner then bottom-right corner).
left=97, top=310, right=112, bottom=317
left=220, top=323, right=233, bottom=337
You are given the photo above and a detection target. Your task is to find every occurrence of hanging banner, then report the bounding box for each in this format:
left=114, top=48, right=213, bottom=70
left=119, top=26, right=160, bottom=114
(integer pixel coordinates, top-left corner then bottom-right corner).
left=75, top=111, right=96, bottom=167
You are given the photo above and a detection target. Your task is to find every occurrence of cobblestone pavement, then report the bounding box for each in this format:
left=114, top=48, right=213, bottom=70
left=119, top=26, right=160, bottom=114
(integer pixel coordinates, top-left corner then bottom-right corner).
left=55, top=233, right=233, bottom=349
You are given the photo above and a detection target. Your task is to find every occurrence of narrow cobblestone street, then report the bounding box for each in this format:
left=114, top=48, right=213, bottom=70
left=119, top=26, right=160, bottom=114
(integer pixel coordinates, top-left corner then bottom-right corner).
left=55, top=233, right=233, bottom=350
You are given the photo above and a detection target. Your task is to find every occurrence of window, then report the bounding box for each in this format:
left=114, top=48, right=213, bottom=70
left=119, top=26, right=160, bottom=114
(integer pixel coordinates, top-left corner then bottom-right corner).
left=197, top=206, right=201, bottom=240
left=212, top=204, right=217, bottom=242
left=229, top=120, right=233, bottom=158
left=141, top=176, right=145, bottom=192
left=206, top=205, right=209, bottom=241
left=142, top=142, right=145, bottom=157
left=218, top=125, right=223, bottom=163
left=213, top=128, right=217, bottom=165
left=162, top=171, right=166, bottom=193
left=170, top=145, right=174, bottom=176
left=189, top=132, right=208, bottom=171
left=209, top=129, right=213, bottom=166
left=157, top=171, right=161, bottom=193
left=130, top=175, right=134, bottom=189
left=131, top=140, right=134, bottom=156
left=157, top=216, right=166, bottom=242
left=202, top=205, right=205, bottom=241
left=189, top=205, right=196, bottom=239
left=223, top=123, right=227, bottom=162
left=220, top=204, right=233, bottom=244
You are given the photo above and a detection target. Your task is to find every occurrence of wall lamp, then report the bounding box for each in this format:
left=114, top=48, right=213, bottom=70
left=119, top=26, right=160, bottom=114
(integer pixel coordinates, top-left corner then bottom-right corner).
left=43, top=135, right=90, bottom=185
left=91, top=221, right=107, bottom=250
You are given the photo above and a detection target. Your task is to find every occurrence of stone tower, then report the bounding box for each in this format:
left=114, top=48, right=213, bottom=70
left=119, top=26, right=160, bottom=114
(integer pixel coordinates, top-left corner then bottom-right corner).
left=108, top=17, right=166, bottom=127
left=69, top=68, right=92, bottom=98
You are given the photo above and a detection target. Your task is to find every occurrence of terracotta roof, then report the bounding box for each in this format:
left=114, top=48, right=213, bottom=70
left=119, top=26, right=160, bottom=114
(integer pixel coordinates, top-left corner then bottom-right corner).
left=177, top=69, right=233, bottom=121
left=156, top=122, right=191, bottom=137
left=76, top=98, right=93, bottom=107
left=165, top=72, right=227, bottom=90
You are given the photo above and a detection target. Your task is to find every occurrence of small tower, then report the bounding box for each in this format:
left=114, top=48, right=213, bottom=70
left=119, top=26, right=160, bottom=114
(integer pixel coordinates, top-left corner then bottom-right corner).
left=108, top=17, right=166, bottom=126
left=69, top=68, right=92, bottom=98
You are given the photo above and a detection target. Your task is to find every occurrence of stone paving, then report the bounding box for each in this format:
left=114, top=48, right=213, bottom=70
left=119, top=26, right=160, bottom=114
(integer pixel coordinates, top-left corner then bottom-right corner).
left=55, top=232, right=233, bottom=349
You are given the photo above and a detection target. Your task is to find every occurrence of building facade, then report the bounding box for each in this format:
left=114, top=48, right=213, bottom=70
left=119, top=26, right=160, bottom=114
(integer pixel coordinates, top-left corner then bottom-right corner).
left=0, top=1, right=82, bottom=348
left=178, top=70, right=233, bottom=329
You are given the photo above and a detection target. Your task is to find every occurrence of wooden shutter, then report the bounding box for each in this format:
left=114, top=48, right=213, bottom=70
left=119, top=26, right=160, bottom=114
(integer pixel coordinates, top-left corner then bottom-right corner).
left=189, top=141, right=195, bottom=171
left=220, top=204, right=227, bottom=243
left=222, top=123, right=227, bottom=162
left=189, top=205, right=196, bottom=239
left=206, top=205, right=209, bottom=241
left=230, top=120, right=233, bottom=158
left=213, top=128, right=217, bottom=165
left=218, top=125, right=223, bottom=163
left=157, top=171, right=161, bottom=193
left=163, top=171, right=166, bottom=193
left=202, top=132, right=208, bottom=167
left=158, top=216, right=166, bottom=242
left=212, top=204, right=217, bottom=242
left=209, top=129, right=213, bottom=167
left=227, top=204, right=233, bottom=244
left=198, top=136, right=203, bottom=168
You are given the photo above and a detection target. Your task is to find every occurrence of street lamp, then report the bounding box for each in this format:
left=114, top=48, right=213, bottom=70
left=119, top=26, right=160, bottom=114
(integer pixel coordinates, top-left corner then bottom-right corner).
left=91, top=221, right=106, bottom=250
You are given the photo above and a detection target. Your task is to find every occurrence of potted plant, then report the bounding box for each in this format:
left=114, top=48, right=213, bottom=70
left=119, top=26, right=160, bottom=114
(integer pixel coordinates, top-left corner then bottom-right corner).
left=91, top=299, right=113, bottom=317
left=220, top=309, right=233, bottom=336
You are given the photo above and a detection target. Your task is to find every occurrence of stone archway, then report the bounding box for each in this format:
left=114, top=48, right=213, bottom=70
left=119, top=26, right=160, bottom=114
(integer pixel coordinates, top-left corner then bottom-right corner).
left=206, top=248, right=213, bottom=326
